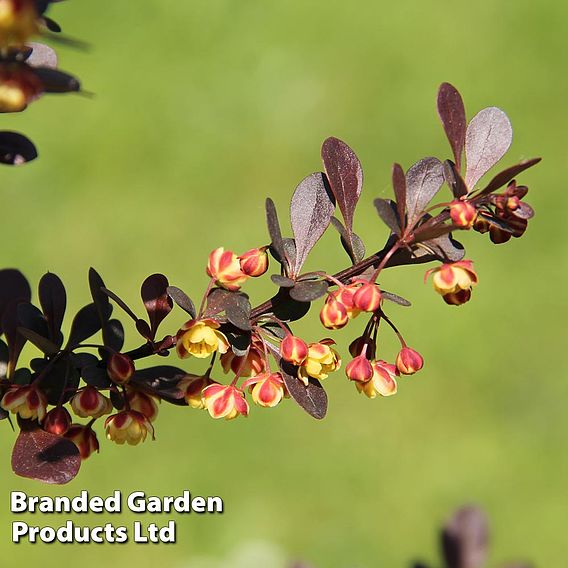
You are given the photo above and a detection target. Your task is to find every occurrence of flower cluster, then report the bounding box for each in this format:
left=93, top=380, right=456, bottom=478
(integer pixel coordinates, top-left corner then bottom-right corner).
left=0, top=80, right=539, bottom=484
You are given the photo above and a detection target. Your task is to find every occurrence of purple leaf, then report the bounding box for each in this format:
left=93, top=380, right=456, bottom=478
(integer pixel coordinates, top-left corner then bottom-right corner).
left=405, top=158, right=445, bottom=225
left=141, top=274, right=173, bottom=339
left=465, top=107, right=513, bottom=190
left=0, top=131, right=37, bottom=165
left=392, top=163, right=407, bottom=230
left=12, top=425, right=81, bottom=485
left=33, top=67, right=80, bottom=94
left=289, top=280, right=329, bottom=303
left=374, top=198, right=401, bottom=235
left=280, top=361, right=327, bottom=419
left=290, top=172, right=335, bottom=276
left=0, top=269, right=31, bottom=334
left=321, top=137, right=363, bottom=234
left=25, top=42, right=58, bottom=69
left=443, top=160, right=468, bottom=198
left=265, top=198, right=288, bottom=269
left=167, top=286, right=196, bottom=318
left=38, top=272, right=66, bottom=346
left=478, top=158, right=541, bottom=196
left=437, top=83, right=467, bottom=170
left=66, top=303, right=103, bottom=348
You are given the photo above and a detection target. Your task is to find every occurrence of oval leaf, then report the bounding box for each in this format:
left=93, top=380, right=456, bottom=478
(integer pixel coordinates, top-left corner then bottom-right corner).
left=66, top=303, right=103, bottom=348
left=0, top=131, right=37, bottom=165
left=280, top=361, right=327, bottom=420
left=289, top=280, right=329, bottom=303
left=437, top=83, right=467, bottom=170
left=39, top=272, right=66, bottom=345
left=405, top=158, right=445, bottom=225
left=465, top=107, right=513, bottom=190
left=374, top=198, right=401, bottom=235
left=290, top=172, right=335, bottom=275
left=141, top=274, right=173, bottom=339
left=167, top=286, right=196, bottom=318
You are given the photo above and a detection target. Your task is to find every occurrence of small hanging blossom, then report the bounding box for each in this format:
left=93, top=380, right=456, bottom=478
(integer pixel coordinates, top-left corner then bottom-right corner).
left=177, top=374, right=214, bottom=409
left=207, top=247, right=249, bottom=291
left=176, top=318, right=230, bottom=359
left=70, top=386, right=112, bottom=419
left=356, top=361, right=399, bottom=399
left=202, top=384, right=249, bottom=420
left=425, top=260, right=478, bottom=306
left=353, top=282, right=382, bottom=312
left=280, top=334, right=309, bottom=366
left=450, top=199, right=477, bottom=228
left=396, top=347, right=424, bottom=375
left=238, top=247, right=269, bottom=277
left=0, top=0, right=38, bottom=48
left=320, top=295, right=349, bottom=330
left=43, top=407, right=72, bottom=436
left=126, top=390, right=159, bottom=422
left=105, top=410, right=154, bottom=446
left=65, top=425, right=99, bottom=460
left=242, top=372, right=286, bottom=408
left=221, top=341, right=266, bottom=377
left=107, top=352, right=135, bottom=384
left=298, top=340, right=341, bottom=384
left=335, top=283, right=361, bottom=318
left=345, top=354, right=374, bottom=383
left=0, top=63, right=43, bottom=113
left=0, top=385, right=47, bottom=422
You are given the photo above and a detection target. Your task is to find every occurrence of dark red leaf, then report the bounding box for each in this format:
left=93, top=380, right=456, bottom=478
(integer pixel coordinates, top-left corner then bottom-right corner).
left=66, top=303, right=103, bottom=348
left=103, top=318, right=124, bottom=352
left=0, top=269, right=31, bottom=334
left=141, top=274, right=173, bottom=339
left=441, top=506, right=488, bottom=568
left=265, top=198, right=288, bottom=270
left=167, top=286, right=196, bottom=318
left=0, top=131, right=37, bottom=165
left=224, top=294, right=252, bottom=331
left=465, top=107, right=513, bottom=190
left=280, top=361, right=327, bottom=419
left=289, top=280, right=329, bottom=302
left=290, top=172, right=335, bottom=275
left=374, top=198, right=401, bottom=235
left=437, top=83, right=467, bottom=170
left=443, top=160, right=468, bottom=199
left=478, top=158, right=541, bottom=196
left=12, top=426, right=81, bottom=485
left=271, top=275, right=295, bottom=288
left=34, top=67, right=80, bottom=94
left=392, top=163, right=407, bottom=230
left=38, top=272, right=66, bottom=346
left=321, top=137, right=363, bottom=233
left=405, top=157, right=445, bottom=224
left=17, top=327, right=59, bottom=355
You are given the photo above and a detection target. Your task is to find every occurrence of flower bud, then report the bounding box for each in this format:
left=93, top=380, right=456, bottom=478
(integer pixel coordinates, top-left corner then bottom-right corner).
left=356, top=361, right=398, bottom=399
left=319, top=296, right=349, bottom=330
left=335, top=284, right=361, bottom=318
left=238, top=247, right=269, bottom=277
left=43, top=406, right=72, bottom=436
left=126, top=390, right=159, bottom=422
left=207, top=247, right=248, bottom=291
left=280, top=334, right=308, bottom=366
left=221, top=344, right=266, bottom=377
left=107, top=353, right=135, bottom=384
left=449, top=199, right=477, bottom=228
left=176, top=318, right=230, bottom=359
left=425, top=260, right=478, bottom=306
left=353, top=282, right=382, bottom=312
left=65, top=424, right=99, bottom=460
left=202, top=384, right=249, bottom=420
left=105, top=410, right=154, bottom=446
left=345, top=355, right=374, bottom=383
left=242, top=372, right=285, bottom=408
left=177, top=374, right=214, bottom=409
left=298, top=339, right=341, bottom=385
left=0, top=0, right=38, bottom=48
left=473, top=215, right=491, bottom=234
left=0, top=385, right=47, bottom=422
left=70, top=386, right=113, bottom=419
left=396, top=347, right=424, bottom=375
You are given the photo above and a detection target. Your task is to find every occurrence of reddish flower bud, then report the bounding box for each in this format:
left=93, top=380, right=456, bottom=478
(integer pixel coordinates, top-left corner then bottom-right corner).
left=177, top=374, right=214, bottom=409
left=425, top=260, right=478, bottom=306
left=238, top=247, right=269, bottom=277
left=105, top=410, right=154, bottom=446
left=396, top=347, right=424, bottom=375
left=65, top=424, right=99, bottom=460
left=345, top=355, right=374, bottom=383
left=126, top=390, right=159, bottom=422
left=107, top=353, right=135, bottom=384
left=449, top=199, right=477, bottom=228
left=70, top=386, right=112, bottom=419
left=207, top=247, right=248, bottom=291
left=43, top=407, right=72, bottom=436
left=320, top=296, right=349, bottom=330
left=221, top=344, right=266, bottom=377
left=353, top=282, right=382, bottom=312
left=202, top=384, right=249, bottom=420
left=242, top=372, right=285, bottom=408
left=335, top=284, right=361, bottom=318
left=356, top=361, right=399, bottom=399
left=0, top=384, right=47, bottom=422
left=280, top=334, right=308, bottom=366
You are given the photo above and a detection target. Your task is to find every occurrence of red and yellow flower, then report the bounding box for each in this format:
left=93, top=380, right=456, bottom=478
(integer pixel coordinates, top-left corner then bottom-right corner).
left=242, top=372, right=286, bottom=408
left=220, top=341, right=266, bottom=377
left=298, top=339, right=341, bottom=384
left=450, top=199, right=477, bottom=228
left=396, top=347, right=424, bottom=375
left=107, top=353, right=135, bottom=384
left=345, top=355, right=374, bottom=383
left=353, top=281, right=382, bottom=312
left=126, top=389, right=159, bottom=422
left=0, top=384, right=47, bottom=422
left=43, top=407, right=72, bottom=436
left=207, top=247, right=249, bottom=291
left=238, top=247, right=269, bottom=277
left=425, top=260, right=478, bottom=305
left=356, top=361, right=399, bottom=398
left=0, top=0, right=38, bottom=48
left=70, top=386, right=113, bottom=419
left=65, top=424, right=99, bottom=460
left=105, top=410, right=154, bottom=446
left=202, top=384, right=249, bottom=420
left=320, top=295, right=349, bottom=330
left=176, top=319, right=230, bottom=359
left=280, top=334, right=309, bottom=366
left=177, top=374, right=214, bottom=409
left=0, top=63, right=43, bottom=113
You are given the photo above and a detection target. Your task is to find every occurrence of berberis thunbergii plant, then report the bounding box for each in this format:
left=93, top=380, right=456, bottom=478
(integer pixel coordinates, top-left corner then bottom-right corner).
left=0, top=1, right=540, bottom=484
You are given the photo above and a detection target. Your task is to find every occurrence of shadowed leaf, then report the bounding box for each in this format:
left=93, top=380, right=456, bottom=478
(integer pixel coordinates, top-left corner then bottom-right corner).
left=0, top=131, right=37, bottom=165
left=437, top=83, right=467, bottom=170
left=392, top=163, right=407, bottom=230
left=280, top=360, right=327, bottom=419
left=289, top=280, right=329, bottom=302
left=374, top=198, right=401, bottom=235
left=265, top=198, right=288, bottom=269
left=443, top=160, right=468, bottom=199
left=167, top=286, right=196, bottom=318
left=406, top=158, right=445, bottom=225
left=465, top=107, right=513, bottom=190
left=141, top=274, right=173, bottom=339
left=0, top=269, right=31, bottom=334
left=17, top=327, right=59, bottom=355
left=34, top=67, right=81, bottom=93
left=66, top=303, right=103, bottom=348
left=478, top=158, right=541, bottom=196
left=38, top=272, right=66, bottom=346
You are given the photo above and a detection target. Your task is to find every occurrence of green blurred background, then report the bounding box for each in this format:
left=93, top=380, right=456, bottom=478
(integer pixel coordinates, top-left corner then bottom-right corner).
left=1, top=0, right=566, bottom=566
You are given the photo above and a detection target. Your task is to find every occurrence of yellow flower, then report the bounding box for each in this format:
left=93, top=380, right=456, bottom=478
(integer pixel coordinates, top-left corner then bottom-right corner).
left=177, top=374, right=214, bottom=409
left=0, top=385, right=47, bottom=422
left=356, top=361, right=398, bottom=399
left=298, top=339, right=341, bottom=384
left=426, top=260, right=478, bottom=306
left=176, top=319, right=230, bottom=359
left=105, top=411, right=154, bottom=446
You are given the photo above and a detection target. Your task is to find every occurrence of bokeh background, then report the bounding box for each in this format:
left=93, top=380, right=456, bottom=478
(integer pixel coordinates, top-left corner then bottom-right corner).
left=1, top=0, right=566, bottom=566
